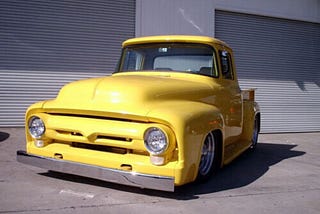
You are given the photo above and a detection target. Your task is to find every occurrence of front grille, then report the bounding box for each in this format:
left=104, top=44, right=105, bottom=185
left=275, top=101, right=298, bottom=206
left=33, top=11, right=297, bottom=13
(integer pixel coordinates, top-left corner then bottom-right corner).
left=71, top=142, right=128, bottom=154
left=56, top=130, right=83, bottom=136
left=96, top=135, right=132, bottom=142
left=41, top=112, right=151, bottom=156
left=56, top=130, right=132, bottom=143
left=48, top=112, right=147, bottom=123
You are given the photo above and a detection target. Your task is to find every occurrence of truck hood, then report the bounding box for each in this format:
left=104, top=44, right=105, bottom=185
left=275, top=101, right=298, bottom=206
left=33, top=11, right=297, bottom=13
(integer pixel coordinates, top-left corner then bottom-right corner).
left=43, top=73, right=215, bottom=118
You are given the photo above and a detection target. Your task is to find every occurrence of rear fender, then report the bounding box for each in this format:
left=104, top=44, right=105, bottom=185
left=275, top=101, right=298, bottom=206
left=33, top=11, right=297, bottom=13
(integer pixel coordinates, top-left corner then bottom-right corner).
left=241, top=100, right=261, bottom=141
left=254, top=102, right=261, bottom=133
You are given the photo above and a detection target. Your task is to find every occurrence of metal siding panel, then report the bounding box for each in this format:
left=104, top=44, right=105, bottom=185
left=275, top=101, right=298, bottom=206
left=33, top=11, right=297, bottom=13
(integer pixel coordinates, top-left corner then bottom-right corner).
left=215, top=10, right=320, bottom=133
left=0, top=70, right=106, bottom=126
left=0, top=0, right=135, bottom=73
left=0, top=0, right=135, bottom=127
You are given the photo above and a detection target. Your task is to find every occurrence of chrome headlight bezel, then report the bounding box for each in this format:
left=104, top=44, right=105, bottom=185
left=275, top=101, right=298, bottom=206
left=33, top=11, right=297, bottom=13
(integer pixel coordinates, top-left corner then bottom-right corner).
left=144, top=127, right=168, bottom=155
left=28, top=116, right=46, bottom=139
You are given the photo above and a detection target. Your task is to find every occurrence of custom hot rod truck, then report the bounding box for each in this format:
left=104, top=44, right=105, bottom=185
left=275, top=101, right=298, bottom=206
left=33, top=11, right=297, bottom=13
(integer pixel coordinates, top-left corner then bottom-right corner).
left=17, top=35, right=260, bottom=192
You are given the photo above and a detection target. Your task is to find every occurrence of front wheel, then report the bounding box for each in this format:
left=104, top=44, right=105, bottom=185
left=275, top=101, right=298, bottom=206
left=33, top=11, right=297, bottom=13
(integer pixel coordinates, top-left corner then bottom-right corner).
left=196, top=132, right=220, bottom=182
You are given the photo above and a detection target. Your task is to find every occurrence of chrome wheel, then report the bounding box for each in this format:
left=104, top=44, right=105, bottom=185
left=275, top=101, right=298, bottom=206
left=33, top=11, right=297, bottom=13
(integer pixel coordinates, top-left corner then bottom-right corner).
left=198, top=132, right=215, bottom=176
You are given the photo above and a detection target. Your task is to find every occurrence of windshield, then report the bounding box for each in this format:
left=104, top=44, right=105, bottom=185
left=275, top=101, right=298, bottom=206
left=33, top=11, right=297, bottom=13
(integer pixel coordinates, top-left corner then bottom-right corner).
left=118, top=43, right=218, bottom=77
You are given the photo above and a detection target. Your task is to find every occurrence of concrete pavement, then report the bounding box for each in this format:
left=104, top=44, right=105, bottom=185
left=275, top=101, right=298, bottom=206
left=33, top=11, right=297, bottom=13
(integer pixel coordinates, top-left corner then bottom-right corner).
left=0, top=128, right=319, bottom=213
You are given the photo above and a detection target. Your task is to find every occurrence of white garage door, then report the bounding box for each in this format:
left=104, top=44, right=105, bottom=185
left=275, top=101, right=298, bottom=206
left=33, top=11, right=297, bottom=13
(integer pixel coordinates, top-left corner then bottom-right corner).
left=0, top=0, right=135, bottom=126
left=215, top=10, right=320, bottom=133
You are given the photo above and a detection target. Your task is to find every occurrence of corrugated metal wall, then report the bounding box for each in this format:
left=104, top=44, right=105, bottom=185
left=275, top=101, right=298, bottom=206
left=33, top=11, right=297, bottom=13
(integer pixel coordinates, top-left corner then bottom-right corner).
left=0, top=0, right=135, bottom=127
left=215, top=10, right=320, bottom=133
left=0, top=70, right=105, bottom=126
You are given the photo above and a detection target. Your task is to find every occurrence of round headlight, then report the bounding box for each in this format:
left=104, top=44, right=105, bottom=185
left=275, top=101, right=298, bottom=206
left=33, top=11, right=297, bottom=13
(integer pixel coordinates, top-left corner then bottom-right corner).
left=28, top=116, right=45, bottom=139
left=144, top=127, right=168, bottom=155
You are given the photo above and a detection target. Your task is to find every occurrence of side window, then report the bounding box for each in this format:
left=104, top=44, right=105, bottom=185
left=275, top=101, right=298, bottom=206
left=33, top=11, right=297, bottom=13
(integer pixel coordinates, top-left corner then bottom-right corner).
left=121, top=50, right=143, bottom=71
left=220, top=50, right=234, bottom=80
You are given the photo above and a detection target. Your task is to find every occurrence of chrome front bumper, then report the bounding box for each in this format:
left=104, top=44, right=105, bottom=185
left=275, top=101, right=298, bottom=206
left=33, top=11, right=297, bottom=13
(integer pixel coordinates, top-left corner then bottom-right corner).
left=16, top=150, right=175, bottom=192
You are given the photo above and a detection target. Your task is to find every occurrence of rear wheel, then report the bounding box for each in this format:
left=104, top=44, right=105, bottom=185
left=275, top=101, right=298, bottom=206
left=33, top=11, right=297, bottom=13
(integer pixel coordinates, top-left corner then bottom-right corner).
left=250, top=116, right=259, bottom=150
left=197, top=131, right=220, bottom=182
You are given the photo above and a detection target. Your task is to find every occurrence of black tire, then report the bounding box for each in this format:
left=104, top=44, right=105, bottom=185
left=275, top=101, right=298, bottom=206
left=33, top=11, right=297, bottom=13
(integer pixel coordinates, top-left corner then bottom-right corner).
left=250, top=116, right=259, bottom=150
left=196, top=131, right=220, bottom=182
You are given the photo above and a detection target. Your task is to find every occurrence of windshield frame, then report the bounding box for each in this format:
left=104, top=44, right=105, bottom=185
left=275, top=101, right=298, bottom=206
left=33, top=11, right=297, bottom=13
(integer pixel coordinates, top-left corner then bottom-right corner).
left=115, top=43, right=219, bottom=78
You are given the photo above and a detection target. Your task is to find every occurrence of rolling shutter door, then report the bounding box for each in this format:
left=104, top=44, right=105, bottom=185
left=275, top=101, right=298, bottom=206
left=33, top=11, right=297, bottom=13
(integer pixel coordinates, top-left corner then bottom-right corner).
left=215, top=10, right=320, bottom=133
left=0, top=0, right=135, bottom=126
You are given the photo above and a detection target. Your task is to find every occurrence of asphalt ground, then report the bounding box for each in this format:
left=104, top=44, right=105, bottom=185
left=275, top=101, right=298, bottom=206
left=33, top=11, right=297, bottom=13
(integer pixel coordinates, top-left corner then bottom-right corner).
left=0, top=128, right=319, bottom=214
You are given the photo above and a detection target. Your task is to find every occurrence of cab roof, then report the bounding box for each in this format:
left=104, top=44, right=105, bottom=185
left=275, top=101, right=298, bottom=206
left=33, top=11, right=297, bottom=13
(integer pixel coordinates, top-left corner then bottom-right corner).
left=122, top=35, right=230, bottom=49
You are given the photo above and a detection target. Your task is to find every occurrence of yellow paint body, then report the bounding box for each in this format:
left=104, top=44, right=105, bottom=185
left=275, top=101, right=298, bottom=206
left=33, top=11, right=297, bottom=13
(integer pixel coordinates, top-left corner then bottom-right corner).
left=25, top=35, right=259, bottom=186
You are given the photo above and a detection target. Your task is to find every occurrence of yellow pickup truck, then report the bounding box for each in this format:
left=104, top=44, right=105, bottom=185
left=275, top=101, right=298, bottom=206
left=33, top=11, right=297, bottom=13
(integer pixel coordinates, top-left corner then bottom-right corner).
left=17, top=35, right=260, bottom=192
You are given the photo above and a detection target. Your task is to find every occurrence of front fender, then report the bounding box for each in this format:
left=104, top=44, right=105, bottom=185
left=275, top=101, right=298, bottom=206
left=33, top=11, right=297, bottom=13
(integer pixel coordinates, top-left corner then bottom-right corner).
left=147, top=100, right=224, bottom=185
